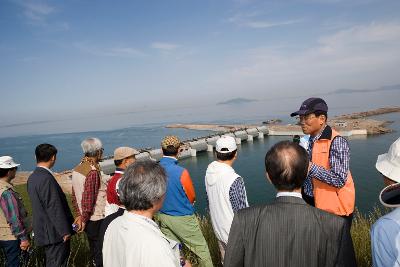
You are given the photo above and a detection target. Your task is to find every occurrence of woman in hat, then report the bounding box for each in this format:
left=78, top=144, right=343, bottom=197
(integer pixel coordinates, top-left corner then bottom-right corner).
left=371, top=137, right=400, bottom=267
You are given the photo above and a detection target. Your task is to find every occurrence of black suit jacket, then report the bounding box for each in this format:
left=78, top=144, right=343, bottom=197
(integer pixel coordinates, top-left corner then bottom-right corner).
left=27, top=167, right=74, bottom=246
left=224, top=196, right=357, bottom=267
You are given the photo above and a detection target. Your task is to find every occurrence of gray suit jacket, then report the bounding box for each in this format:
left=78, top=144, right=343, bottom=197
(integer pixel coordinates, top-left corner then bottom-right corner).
left=27, top=167, right=74, bottom=246
left=224, top=196, right=357, bottom=267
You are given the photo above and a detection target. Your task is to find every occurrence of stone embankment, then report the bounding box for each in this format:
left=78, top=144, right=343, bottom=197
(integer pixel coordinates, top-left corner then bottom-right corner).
left=168, top=106, right=400, bottom=135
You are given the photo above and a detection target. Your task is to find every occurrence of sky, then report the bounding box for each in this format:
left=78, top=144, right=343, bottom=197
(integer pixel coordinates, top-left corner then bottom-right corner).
left=1, top=0, right=400, bottom=135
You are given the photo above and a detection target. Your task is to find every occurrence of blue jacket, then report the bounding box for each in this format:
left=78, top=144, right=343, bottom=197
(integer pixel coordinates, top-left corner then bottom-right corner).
left=159, top=157, right=195, bottom=216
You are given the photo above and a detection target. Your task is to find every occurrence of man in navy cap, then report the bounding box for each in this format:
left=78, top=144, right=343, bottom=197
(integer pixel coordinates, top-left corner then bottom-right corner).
left=291, top=98, right=355, bottom=227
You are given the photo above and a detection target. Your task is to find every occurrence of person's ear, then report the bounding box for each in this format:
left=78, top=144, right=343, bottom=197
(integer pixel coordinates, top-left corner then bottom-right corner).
left=318, top=115, right=326, bottom=126
left=265, top=172, right=272, bottom=184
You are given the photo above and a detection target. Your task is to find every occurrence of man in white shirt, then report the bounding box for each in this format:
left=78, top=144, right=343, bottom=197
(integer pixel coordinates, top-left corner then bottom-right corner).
left=103, top=160, right=191, bottom=267
left=205, top=135, right=248, bottom=261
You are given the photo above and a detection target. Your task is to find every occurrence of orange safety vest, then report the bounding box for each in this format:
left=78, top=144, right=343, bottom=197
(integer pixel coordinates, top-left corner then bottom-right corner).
left=312, top=126, right=355, bottom=216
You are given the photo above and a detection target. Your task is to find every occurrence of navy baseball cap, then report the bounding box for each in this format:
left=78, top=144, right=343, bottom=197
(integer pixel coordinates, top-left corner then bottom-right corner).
left=290, top=97, right=328, bottom=117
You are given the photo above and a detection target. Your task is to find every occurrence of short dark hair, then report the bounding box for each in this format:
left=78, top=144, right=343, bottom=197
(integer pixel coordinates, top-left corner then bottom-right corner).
left=114, top=159, right=123, bottom=167
left=313, top=110, right=328, bottom=119
left=119, top=160, right=167, bottom=211
left=0, top=168, right=10, bottom=178
left=35, top=144, right=57, bottom=163
left=162, top=146, right=179, bottom=157
left=216, top=150, right=237, bottom=161
left=265, top=141, right=309, bottom=191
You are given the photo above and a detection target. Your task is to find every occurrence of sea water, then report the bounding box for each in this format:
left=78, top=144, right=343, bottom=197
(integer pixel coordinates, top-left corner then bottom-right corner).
left=0, top=111, right=399, bottom=215
left=183, top=112, right=400, bottom=214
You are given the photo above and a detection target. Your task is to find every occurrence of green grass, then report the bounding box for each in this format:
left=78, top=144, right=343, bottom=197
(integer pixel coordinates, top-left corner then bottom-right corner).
left=1, top=185, right=387, bottom=267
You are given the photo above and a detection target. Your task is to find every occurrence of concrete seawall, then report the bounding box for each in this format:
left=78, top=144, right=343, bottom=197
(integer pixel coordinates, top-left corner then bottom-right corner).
left=99, top=126, right=367, bottom=175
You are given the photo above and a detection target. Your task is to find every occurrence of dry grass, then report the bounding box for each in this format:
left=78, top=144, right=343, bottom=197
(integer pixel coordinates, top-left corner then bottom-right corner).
left=351, top=207, right=389, bottom=267
left=0, top=185, right=389, bottom=267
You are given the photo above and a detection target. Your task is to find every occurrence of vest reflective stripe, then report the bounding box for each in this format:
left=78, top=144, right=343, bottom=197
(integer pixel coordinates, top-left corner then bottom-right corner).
left=312, top=129, right=355, bottom=216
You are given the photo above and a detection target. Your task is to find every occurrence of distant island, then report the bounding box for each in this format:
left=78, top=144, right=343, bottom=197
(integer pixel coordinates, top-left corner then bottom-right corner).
left=217, top=97, right=256, bottom=105
left=328, top=84, right=400, bottom=95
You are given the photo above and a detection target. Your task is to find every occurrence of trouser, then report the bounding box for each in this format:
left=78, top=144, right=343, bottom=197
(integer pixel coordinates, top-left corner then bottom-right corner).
left=85, top=219, right=104, bottom=266
left=155, top=213, right=213, bottom=267
left=341, top=213, right=354, bottom=229
left=44, top=240, right=70, bottom=267
left=0, top=240, right=20, bottom=267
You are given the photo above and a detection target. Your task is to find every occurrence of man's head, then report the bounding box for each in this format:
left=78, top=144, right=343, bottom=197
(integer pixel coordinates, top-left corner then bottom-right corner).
left=216, top=136, right=237, bottom=162
left=291, top=97, right=328, bottom=136
left=113, top=147, right=139, bottom=169
left=35, top=144, right=57, bottom=168
left=161, top=135, right=182, bottom=157
left=265, top=141, right=309, bottom=191
left=0, top=156, right=20, bottom=181
left=81, top=137, right=103, bottom=161
left=376, top=137, right=400, bottom=186
left=119, top=160, right=167, bottom=212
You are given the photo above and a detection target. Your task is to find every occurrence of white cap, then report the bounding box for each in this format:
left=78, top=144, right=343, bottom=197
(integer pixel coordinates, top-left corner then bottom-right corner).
left=376, top=137, right=400, bottom=183
left=0, top=156, right=20, bottom=169
left=216, top=136, right=237, bottom=153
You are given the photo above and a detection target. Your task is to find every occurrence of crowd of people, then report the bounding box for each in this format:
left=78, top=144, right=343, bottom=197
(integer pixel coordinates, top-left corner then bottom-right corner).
left=0, top=97, right=398, bottom=267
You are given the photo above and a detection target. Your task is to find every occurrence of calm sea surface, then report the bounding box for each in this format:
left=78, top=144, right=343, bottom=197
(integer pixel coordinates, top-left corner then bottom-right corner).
left=0, top=112, right=399, bottom=215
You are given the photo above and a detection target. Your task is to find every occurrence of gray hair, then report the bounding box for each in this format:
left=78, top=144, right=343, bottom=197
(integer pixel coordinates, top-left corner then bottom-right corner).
left=119, top=160, right=167, bottom=211
left=81, top=137, right=103, bottom=157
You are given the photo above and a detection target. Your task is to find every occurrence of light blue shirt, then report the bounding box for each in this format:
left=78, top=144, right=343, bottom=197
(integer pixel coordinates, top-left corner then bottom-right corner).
left=371, top=208, right=400, bottom=267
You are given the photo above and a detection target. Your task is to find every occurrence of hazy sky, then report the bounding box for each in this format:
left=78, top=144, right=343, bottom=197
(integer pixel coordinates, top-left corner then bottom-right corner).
left=1, top=0, right=400, bottom=128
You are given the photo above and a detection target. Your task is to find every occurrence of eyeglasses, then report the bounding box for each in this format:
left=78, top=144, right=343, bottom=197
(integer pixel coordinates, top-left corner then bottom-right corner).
left=297, top=113, right=316, bottom=122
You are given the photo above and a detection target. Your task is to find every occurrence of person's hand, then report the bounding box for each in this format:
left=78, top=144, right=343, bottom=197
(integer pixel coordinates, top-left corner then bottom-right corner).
left=63, top=234, right=71, bottom=242
left=80, top=222, right=86, bottom=232
left=20, top=239, right=30, bottom=251
left=73, top=216, right=85, bottom=232
left=183, top=260, right=192, bottom=267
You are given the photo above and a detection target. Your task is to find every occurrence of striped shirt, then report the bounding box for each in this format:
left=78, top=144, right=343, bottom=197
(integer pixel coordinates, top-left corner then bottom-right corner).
left=0, top=189, right=29, bottom=240
left=303, top=126, right=350, bottom=197
left=229, top=177, right=249, bottom=212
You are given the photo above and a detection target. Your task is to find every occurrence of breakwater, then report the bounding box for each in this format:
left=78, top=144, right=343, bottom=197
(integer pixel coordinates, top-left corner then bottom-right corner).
left=99, top=125, right=368, bottom=175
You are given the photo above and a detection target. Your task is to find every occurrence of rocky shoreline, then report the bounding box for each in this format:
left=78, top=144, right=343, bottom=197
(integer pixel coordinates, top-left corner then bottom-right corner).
left=167, top=106, right=400, bottom=135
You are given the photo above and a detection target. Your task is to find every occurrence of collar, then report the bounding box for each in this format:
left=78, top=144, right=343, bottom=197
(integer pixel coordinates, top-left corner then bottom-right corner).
left=115, top=168, right=124, bottom=174
left=276, top=192, right=302, bottom=199
left=161, top=156, right=178, bottom=163
left=275, top=195, right=306, bottom=205
left=128, top=211, right=159, bottom=229
left=38, top=166, right=54, bottom=175
left=310, top=125, right=332, bottom=143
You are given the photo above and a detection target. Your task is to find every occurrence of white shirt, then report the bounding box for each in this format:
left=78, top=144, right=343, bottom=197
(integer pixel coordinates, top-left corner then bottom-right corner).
left=103, top=211, right=180, bottom=267
left=205, top=161, right=248, bottom=244
left=38, top=166, right=54, bottom=176
left=276, top=192, right=303, bottom=198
